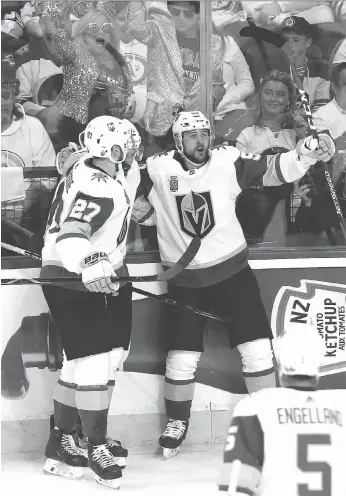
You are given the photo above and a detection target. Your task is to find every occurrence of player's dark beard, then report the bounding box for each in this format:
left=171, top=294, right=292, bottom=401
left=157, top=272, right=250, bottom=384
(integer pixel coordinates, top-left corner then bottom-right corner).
left=184, top=148, right=208, bottom=165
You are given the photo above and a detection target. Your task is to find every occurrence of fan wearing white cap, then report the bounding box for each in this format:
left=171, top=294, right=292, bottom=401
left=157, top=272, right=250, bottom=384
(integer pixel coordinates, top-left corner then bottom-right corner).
left=218, top=326, right=346, bottom=496
left=41, top=115, right=141, bottom=489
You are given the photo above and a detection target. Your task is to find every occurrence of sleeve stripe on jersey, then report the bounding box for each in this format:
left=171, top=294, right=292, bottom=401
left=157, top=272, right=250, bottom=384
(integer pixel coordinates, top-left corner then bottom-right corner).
left=57, top=232, right=89, bottom=243
left=66, top=193, right=114, bottom=237
left=274, top=154, right=286, bottom=184
left=243, top=366, right=275, bottom=378
left=137, top=206, right=155, bottom=224
left=218, top=463, right=261, bottom=494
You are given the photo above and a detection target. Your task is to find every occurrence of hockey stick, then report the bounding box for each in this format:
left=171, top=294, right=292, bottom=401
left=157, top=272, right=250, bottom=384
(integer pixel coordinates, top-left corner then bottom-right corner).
left=131, top=287, right=231, bottom=323
left=1, top=242, right=42, bottom=260
left=1, top=236, right=200, bottom=284
left=1, top=241, right=230, bottom=323
left=2, top=217, right=37, bottom=240
left=240, top=25, right=346, bottom=242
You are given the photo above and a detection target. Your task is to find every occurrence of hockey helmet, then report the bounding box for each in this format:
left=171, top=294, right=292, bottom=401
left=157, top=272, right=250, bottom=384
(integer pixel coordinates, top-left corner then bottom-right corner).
left=80, top=116, right=138, bottom=164
left=172, top=111, right=212, bottom=155
left=275, top=327, right=325, bottom=378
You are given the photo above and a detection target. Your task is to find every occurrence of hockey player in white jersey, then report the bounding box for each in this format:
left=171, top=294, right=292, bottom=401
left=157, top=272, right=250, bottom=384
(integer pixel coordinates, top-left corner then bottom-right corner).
left=133, top=110, right=336, bottom=459
left=218, top=326, right=346, bottom=496
left=41, top=116, right=141, bottom=489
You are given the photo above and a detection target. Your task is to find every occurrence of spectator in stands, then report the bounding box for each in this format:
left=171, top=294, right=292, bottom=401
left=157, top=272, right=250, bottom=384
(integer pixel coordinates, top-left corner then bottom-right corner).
left=48, top=5, right=135, bottom=146
left=280, top=16, right=330, bottom=112
left=69, top=8, right=135, bottom=120
left=1, top=1, right=27, bottom=53
left=125, top=1, right=225, bottom=139
left=313, top=62, right=346, bottom=139
left=1, top=53, right=56, bottom=236
left=214, top=34, right=254, bottom=120
left=213, top=30, right=257, bottom=144
left=113, top=1, right=148, bottom=127
left=236, top=70, right=308, bottom=246
left=14, top=7, right=64, bottom=148
left=20, top=2, right=44, bottom=40
left=15, top=1, right=135, bottom=150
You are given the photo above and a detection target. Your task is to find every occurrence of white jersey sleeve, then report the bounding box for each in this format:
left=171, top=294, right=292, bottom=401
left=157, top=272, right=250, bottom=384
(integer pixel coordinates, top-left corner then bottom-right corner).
left=224, top=145, right=316, bottom=189
left=43, top=159, right=130, bottom=274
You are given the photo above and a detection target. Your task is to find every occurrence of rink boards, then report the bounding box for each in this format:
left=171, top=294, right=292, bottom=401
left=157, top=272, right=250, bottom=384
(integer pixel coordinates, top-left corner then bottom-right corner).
left=1, top=251, right=346, bottom=454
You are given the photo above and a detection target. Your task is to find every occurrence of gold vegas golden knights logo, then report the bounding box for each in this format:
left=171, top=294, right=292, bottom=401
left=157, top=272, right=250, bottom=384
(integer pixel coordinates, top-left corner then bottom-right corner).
left=176, top=191, right=215, bottom=238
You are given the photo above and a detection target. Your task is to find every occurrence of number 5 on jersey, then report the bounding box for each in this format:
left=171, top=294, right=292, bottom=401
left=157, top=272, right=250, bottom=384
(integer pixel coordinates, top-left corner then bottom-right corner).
left=297, top=434, right=331, bottom=496
left=225, top=425, right=239, bottom=452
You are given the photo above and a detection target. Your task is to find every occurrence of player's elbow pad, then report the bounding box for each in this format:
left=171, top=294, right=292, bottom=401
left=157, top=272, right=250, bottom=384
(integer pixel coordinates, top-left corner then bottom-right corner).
left=56, top=236, right=92, bottom=274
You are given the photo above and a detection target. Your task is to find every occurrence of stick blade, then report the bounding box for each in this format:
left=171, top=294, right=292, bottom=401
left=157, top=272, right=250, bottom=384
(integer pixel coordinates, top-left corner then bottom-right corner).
left=157, top=237, right=201, bottom=282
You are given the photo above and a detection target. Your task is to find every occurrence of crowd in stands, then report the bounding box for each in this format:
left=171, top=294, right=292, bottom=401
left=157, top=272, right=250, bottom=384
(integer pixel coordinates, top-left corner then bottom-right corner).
left=1, top=0, right=346, bottom=253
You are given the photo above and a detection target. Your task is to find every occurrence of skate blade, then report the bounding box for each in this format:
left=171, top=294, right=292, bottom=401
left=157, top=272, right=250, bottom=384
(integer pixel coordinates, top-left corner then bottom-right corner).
left=95, top=475, right=120, bottom=490
left=43, top=458, right=84, bottom=480
left=162, top=447, right=180, bottom=460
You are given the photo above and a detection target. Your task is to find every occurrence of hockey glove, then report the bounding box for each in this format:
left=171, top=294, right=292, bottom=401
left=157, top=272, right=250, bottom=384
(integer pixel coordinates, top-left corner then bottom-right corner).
left=296, top=134, right=336, bottom=163
left=80, top=252, right=119, bottom=295
left=56, top=142, right=80, bottom=175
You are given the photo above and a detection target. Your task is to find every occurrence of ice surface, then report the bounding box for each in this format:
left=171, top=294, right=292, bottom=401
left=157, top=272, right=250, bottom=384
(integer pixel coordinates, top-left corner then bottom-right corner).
left=1, top=449, right=223, bottom=496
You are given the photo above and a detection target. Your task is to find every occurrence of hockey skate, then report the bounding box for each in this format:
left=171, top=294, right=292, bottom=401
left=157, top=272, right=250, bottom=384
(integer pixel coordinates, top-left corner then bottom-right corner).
left=44, top=428, right=88, bottom=480
left=159, top=419, right=188, bottom=459
left=75, top=433, right=127, bottom=468
left=106, top=437, right=128, bottom=468
left=88, top=441, right=122, bottom=489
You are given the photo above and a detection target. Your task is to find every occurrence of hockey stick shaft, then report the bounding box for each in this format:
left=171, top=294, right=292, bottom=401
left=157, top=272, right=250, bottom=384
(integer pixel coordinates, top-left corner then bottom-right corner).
left=2, top=217, right=36, bottom=239
left=1, top=242, right=230, bottom=323
left=1, top=242, right=42, bottom=260
left=132, top=287, right=230, bottom=323
left=1, top=237, right=201, bottom=282
left=288, top=60, right=346, bottom=241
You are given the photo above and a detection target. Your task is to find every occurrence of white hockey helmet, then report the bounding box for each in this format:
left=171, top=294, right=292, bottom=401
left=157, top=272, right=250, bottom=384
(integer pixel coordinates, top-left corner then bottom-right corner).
left=275, top=327, right=325, bottom=377
left=172, top=111, right=212, bottom=154
left=81, top=116, right=136, bottom=164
